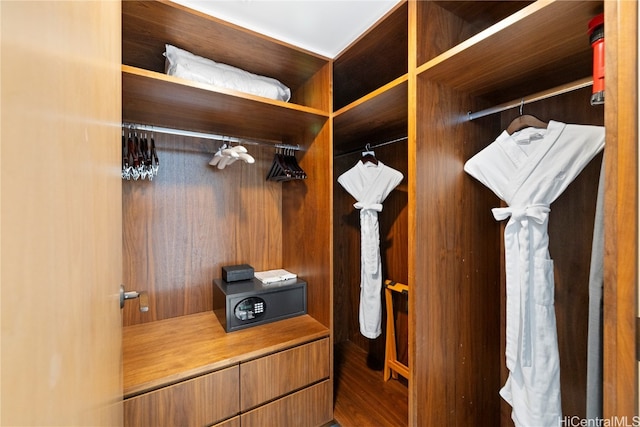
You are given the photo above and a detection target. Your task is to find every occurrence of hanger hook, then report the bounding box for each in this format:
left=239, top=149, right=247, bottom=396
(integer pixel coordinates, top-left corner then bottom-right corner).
left=365, top=143, right=371, bottom=152
left=519, top=98, right=524, bottom=116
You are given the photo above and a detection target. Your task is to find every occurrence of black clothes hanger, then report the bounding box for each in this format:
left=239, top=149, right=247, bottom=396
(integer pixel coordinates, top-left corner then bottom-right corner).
left=122, top=127, right=160, bottom=181
left=266, top=147, right=307, bottom=181
left=149, top=133, right=159, bottom=177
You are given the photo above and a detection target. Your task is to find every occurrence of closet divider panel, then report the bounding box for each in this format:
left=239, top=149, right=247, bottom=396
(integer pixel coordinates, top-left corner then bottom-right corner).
left=123, top=136, right=283, bottom=325
left=333, top=153, right=363, bottom=345
left=602, top=0, right=638, bottom=420
left=413, top=77, right=502, bottom=426
left=379, top=143, right=410, bottom=367
left=290, top=62, right=333, bottom=113
left=281, top=122, right=333, bottom=329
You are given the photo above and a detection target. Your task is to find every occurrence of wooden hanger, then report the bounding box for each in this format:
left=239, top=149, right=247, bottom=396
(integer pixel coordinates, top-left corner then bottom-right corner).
left=507, top=99, right=548, bottom=134
left=507, top=114, right=548, bottom=135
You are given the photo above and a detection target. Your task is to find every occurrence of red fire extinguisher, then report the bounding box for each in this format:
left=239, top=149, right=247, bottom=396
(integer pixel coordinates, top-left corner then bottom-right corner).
left=588, top=13, right=605, bottom=105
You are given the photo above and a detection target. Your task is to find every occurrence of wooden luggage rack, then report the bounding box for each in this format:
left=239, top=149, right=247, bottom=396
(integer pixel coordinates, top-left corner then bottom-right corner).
left=384, top=279, right=409, bottom=381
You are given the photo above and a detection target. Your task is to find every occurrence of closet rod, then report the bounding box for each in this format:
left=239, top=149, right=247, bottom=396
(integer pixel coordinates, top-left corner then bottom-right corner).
left=467, top=77, right=593, bottom=121
left=335, top=136, right=408, bottom=158
left=122, top=123, right=302, bottom=151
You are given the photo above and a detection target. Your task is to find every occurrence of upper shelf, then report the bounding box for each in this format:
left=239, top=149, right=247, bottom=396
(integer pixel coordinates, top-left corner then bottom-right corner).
left=122, top=1, right=331, bottom=112
left=333, top=76, right=408, bottom=155
left=123, top=66, right=329, bottom=143
left=417, top=0, right=602, bottom=103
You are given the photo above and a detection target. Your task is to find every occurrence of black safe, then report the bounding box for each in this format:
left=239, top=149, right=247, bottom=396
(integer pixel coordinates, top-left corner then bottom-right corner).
left=212, top=277, right=307, bottom=332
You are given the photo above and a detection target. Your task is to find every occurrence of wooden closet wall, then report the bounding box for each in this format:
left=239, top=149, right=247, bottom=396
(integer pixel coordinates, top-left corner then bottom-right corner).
left=333, top=1, right=638, bottom=425
left=120, top=5, right=336, bottom=423
left=120, top=1, right=333, bottom=332
left=333, top=1, right=410, bottom=366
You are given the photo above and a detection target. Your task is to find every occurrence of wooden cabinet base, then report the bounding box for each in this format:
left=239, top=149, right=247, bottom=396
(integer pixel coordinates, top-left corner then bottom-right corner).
left=124, top=366, right=239, bottom=427
left=241, top=380, right=332, bottom=427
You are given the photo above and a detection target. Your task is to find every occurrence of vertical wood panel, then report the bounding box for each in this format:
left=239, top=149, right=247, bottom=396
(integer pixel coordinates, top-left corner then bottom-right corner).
left=333, top=151, right=362, bottom=345
left=603, top=0, right=638, bottom=420
left=414, top=78, right=501, bottom=426
left=283, top=122, right=333, bottom=329
left=290, top=62, right=332, bottom=113
left=123, top=137, right=282, bottom=325
left=1, top=1, right=123, bottom=424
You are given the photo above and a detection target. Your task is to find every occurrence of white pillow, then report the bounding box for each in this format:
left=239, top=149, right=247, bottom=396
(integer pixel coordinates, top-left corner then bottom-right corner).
left=164, top=44, right=291, bottom=102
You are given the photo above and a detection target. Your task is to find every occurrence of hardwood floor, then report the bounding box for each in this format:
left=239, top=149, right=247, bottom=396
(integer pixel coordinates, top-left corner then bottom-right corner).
left=333, top=341, right=408, bottom=427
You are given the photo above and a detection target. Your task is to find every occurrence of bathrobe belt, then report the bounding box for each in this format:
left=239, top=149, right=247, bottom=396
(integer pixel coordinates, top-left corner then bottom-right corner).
left=492, top=204, right=550, bottom=369
left=354, top=202, right=383, bottom=275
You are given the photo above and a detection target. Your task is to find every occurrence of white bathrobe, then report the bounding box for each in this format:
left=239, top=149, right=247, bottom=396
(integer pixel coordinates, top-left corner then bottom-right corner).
left=464, top=121, right=605, bottom=427
left=338, top=160, right=403, bottom=339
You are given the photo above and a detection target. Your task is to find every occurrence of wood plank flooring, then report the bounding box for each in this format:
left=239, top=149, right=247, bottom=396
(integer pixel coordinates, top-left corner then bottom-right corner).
left=333, top=341, right=408, bottom=427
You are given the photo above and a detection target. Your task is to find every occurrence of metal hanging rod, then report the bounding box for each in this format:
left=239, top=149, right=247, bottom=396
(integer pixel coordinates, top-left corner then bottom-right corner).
left=335, top=136, right=408, bottom=158
left=467, top=77, right=594, bottom=121
left=122, top=123, right=302, bottom=151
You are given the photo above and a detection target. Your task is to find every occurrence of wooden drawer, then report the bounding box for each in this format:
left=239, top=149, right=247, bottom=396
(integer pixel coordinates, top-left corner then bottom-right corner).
left=240, top=338, right=330, bottom=411
left=241, top=380, right=332, bottom=427
left=124, top=366, right=239, bottom=427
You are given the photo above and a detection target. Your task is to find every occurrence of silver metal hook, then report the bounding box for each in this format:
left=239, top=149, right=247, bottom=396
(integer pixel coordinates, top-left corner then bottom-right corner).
left=519, top=98, right=524, bottom=116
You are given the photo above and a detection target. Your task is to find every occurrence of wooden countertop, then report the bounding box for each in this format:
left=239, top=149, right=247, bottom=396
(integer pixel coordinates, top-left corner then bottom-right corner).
left=123, top=312, right=330, bottom=398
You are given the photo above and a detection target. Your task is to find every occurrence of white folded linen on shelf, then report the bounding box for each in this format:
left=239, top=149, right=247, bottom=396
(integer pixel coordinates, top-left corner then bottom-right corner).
left=164, top=44, right=291, bottom=102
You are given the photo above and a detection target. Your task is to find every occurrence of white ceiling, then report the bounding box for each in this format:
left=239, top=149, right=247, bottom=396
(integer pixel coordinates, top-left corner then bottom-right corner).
left=172, top=0, right=402, bottom=58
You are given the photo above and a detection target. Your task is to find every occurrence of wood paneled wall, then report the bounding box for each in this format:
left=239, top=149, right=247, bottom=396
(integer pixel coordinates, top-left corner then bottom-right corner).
left=283, top=122, right=334, bottom=328
left=123, top=124, right=333, bottom=330
left=603, top=0, right=638, bottom=420
left=123, top=136, right=283, bottom=325
left=412, top=78, right=502, bottom=425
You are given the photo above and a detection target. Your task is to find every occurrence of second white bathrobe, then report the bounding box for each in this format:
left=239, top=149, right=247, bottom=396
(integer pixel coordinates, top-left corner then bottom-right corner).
left=464, top=121, right=605, bottom=427
left=338, top=160, right=403, bottom=339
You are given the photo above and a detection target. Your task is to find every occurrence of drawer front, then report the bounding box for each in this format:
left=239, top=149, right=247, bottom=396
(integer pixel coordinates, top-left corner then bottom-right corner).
left=124, top=366, right=239, bottom=427
left=240, top=338, right=329, bottom=411
left=241, top=380, right=332, bottom=427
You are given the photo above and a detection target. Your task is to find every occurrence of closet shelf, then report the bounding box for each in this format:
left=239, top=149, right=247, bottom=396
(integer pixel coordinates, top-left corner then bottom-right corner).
left=332, top=1, right=408, bottom=111
left=333, top=76, right=408, bottom=156
left=123, top=0, right=330, bottom=101
left=123, top=65, right=329, bottom=143
left=417, top=0, right=602, bottom=101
